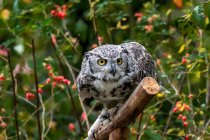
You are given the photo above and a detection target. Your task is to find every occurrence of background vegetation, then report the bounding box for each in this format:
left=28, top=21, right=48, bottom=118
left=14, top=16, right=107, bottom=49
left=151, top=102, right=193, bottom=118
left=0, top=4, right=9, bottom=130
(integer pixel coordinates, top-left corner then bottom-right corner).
left=0, top=0, right=210, bottom=139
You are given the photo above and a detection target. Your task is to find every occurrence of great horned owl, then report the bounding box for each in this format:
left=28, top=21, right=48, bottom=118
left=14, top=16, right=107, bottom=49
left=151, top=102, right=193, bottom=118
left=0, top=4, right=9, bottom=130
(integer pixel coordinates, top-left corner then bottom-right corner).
left=77, top=42, right=158, bottom=139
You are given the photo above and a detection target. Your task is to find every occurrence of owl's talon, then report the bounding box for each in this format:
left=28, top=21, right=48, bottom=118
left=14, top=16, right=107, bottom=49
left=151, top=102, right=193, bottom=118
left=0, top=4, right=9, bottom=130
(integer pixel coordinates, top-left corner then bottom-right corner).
left=88, top=129, right=97, bottom=140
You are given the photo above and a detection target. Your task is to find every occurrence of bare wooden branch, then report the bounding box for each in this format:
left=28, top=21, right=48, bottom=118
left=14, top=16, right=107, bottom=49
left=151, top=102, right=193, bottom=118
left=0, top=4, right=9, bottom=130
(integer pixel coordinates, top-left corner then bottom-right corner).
left=95, top=77, right=160, bottom=140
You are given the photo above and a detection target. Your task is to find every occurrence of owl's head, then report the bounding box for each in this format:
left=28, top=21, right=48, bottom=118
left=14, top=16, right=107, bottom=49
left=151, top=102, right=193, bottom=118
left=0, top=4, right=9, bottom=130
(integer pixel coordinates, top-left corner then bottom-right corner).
left=84, top=45, right=129, bottom=81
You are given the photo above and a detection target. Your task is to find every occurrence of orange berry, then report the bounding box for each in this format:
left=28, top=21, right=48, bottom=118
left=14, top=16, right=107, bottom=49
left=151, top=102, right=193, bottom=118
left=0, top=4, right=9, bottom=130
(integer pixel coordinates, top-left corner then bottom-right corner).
left=51, top=34, right=57, bottom=46
left=72, top=83, right=77, bottom=90
left=98, top=36, right=103, bottom=44
left=183, top=103, right=190, bottom=111
left=91, top=43, right=98, bottom=49
left=144, top=25, right=153, bottom=32
left=173, top=0, right=183, bottom=8
left=150, top=115, right=156, bottom=121
left=0, top=122, right=7, bottom=128
left=188, top=94, right=193, bottom=98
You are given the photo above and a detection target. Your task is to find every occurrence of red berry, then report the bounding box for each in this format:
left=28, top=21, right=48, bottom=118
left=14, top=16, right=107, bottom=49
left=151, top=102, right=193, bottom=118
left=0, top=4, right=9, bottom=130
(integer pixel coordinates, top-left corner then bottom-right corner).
left=38, top=88, right=43, bottom=94
left=182, top=58, right=187, bottom=64
left=57, top=12, right=66, bottom=19
left=63, top=79, right=71, bottom=85
left=177, top=114, right=183, bottom=119
left=68, top=123, right=75, bottom=131
left=134, top=12, right=143, bottom=17
left=0, top=74, right=4, bottom=81
left=46, top=65, right=52, bottom=70
left=52, top=82, right=57, bottom=87
left=185, top=134, right=189, bottom=140
left=182, top=116, right=187, bottom=122
left=51, top=10, right=57, bottom=16
left=183, top=121, right=188, bottom=127
left=173, top=107, right=178, bottom=113
left=26, top=92, right=35, bottom=101
left=48, top=72, right=53, bottom=77
left=45, top=78, right=51, bottom=84
left=81, top=112, right=87, bottom=121
left=62, top=5, right=67, bottom=11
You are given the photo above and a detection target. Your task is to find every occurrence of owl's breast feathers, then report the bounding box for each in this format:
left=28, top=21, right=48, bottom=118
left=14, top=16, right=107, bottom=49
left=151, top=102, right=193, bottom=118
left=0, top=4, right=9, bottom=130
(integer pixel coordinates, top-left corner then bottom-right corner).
left=76, top=42, right=159, bottom=107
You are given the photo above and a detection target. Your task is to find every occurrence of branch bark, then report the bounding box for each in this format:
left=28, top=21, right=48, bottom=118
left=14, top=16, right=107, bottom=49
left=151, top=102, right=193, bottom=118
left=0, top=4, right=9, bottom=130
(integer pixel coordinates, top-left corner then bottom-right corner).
left=94, top=77, right=160, bottom=140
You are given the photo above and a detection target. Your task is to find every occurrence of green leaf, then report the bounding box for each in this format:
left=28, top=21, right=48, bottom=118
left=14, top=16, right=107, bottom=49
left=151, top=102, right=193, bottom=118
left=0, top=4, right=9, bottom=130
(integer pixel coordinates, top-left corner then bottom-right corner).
left=204, top=0, right=210, bottom=19
left=175, top=15, right=197, bottom=37
left=192, top=5, right=206, bottom=29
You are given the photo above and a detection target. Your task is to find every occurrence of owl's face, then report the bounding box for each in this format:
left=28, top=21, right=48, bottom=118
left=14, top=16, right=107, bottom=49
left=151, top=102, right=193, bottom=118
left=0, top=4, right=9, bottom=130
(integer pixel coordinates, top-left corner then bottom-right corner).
left=86, top=45, right=129, bottom=81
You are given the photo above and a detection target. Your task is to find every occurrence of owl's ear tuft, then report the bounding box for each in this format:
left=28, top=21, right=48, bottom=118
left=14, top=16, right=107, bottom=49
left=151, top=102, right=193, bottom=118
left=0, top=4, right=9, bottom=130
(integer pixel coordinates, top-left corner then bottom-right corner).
left=122, top=48, right=129, bottom=54
left=84, top=52, right=91, bottom=60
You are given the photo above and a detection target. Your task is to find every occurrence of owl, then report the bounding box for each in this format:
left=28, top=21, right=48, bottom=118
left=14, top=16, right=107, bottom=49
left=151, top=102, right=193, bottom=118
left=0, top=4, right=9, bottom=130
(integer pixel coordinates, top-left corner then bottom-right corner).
left=76, top=42, right=158, bottom=139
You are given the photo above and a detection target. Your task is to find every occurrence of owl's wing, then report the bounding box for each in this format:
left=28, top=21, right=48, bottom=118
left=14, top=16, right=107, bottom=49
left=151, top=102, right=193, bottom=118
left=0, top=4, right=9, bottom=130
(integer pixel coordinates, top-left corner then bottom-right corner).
left=121, top=42, right=159, bottom=84
left=76, top=53, right=95, bottom=101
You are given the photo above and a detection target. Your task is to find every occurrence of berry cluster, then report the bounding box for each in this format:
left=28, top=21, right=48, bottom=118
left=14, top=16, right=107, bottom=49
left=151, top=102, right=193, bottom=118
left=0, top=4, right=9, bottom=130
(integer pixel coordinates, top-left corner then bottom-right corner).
left=51, top=5, right=67, bottom=19
left=134, top=12, right=159, bottom=32
left=173, top=101, right=190, bottom=113
left=44, top=63, right=71, bottom=88
left=173, top=101, right=191, bottom=139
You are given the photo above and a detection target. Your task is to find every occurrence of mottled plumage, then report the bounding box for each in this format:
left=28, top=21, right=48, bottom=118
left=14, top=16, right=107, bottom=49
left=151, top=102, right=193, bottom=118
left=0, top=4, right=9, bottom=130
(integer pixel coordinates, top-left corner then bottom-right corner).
left=77, top=42, right=158, bottom=108
left=77, top=42, right=158, bottom=139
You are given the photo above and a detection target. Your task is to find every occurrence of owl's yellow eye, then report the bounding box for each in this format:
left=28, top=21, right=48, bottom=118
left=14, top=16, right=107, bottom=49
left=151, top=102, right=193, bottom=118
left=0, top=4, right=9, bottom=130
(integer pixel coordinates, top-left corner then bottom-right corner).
left=97, top=59, right=107, bottom=66
left=117, top=58, right=123, bottom=65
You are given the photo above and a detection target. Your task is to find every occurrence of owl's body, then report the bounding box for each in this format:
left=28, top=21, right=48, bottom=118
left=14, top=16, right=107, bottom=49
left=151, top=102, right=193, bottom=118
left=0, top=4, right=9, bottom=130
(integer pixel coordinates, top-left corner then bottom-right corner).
left=77, top=42, right=158, bottom=108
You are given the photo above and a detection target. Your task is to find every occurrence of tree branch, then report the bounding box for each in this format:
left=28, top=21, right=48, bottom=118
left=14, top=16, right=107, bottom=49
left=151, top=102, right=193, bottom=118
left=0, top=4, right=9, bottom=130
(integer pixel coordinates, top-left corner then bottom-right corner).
left=94, top=77, right=160, bottom=140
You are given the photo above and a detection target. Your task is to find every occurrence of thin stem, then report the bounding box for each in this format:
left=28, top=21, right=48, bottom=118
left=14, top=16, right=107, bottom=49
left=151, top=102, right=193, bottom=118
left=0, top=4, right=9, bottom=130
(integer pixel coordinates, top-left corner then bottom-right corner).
left=136, top=112, right=143, bottom=140
left=162, top=99, right=178, bottom=136
left=88, top=0, right=100, bottom=45
left=51, top=42, right=84, bottom=133
left=139, top=104, right=162, bottom=139
left=32, top=39, right=42, bottom=140
left=39, top=94, right=45, bottom=140
left=7, top=50, right=20, bottom=140
left=202, top=30, right=210, bottom=124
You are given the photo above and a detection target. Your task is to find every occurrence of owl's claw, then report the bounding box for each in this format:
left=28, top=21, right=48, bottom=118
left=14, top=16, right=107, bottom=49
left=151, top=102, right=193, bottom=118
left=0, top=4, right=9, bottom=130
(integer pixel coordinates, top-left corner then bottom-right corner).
left=88, top=129, right=96, bottom=140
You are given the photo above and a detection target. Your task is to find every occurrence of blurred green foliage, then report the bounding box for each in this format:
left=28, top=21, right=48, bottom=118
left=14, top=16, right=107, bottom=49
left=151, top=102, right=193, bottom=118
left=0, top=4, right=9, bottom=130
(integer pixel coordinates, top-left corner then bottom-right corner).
left=0, top=0, right=210, bottom=139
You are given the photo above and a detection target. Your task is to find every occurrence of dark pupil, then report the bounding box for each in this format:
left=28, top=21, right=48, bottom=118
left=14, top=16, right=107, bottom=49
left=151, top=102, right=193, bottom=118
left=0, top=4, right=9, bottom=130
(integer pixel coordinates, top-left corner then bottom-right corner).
left=100, top=60, right=104, bottom=64
left=117, top=59, right=121, bottom=63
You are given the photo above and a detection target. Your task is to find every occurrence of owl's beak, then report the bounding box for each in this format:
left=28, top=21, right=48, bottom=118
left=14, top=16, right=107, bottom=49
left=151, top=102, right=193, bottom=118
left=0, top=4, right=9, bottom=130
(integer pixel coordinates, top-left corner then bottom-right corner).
left=109, top=63, right=116, bottom=76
